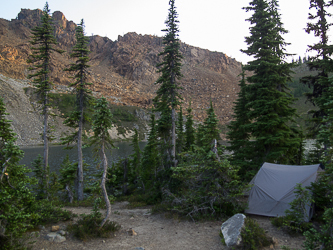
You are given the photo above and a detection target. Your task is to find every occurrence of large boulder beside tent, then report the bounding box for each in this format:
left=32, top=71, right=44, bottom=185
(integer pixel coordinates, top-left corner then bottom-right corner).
left=246, top=162, right=322, bottom=221
left=221, top=213, right=246, bottom=247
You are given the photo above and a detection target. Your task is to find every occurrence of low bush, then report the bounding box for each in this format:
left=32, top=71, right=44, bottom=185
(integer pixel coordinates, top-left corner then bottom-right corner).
left=67, top=214, right=120, bottom=241
left=30, top=200, right=74, bottom=226
left=66, top=198, right=120, bottom=241
left=270, top=215, right=312, bottom=235
left=169, top=148, right=246, bottom=221
left=240, top=217, right=273, bottom=250
left=303, top=205, right=333, bottom=250
left=270, top=184, right=313, bottom=234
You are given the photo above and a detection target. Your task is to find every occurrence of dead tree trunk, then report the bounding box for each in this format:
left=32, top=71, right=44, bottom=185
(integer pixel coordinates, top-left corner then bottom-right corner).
left=100, top=141, right=112, bottom=228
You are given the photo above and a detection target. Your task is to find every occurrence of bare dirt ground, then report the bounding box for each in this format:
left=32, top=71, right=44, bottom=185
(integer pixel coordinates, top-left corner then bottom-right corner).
left=29, top=201, right=305, bottom=250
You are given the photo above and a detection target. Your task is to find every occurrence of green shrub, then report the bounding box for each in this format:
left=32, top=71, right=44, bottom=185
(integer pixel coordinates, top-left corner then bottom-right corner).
left=67, top=215, right=120, bottom=241
left=270, top=216, right=285, bottom=228
left=303, top=204, right=333, bottom=250
left=240, top=217, right=273, bottom=250
left=30, top=200, right=74, bottom=225
left=67, top=198, right=120, bottom=241
left=271, top=184, right=313, bottom=234
left=270, top=215, right=312, bottom=235
left=169, top=147, right=246, bottom=221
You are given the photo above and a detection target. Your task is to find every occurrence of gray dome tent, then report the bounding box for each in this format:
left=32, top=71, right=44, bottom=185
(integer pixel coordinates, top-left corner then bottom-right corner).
left=245, top=162, right=322, bottom=221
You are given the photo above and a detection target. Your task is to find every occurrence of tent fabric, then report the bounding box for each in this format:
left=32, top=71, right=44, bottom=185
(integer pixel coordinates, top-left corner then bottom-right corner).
left=245, top=162, right=321, bottom=221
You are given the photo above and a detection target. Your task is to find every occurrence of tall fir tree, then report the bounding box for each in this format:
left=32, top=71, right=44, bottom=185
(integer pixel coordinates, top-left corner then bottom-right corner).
left=302, top=4, right=333, bottom=246
left=196, top=123, right=205, bottom=148
left=89, top=97, right=115, bottom=228
left=27, top=2, right=63, bottom=192
left=129, top=128, right=141, bottom=185
left=201, top=101, right=221, bottom=152
left=184, top=100, right=195, bottom=151
left=176, top=106, right=185, bottom=154
left=227, top=67, right=251, bottom=176
left=140, top=114, right=160, bottom=197
left=240, top=0, right=300, bottom=177
left=154, top=0, right=183, bottom=169
left=300, top=0, right=333, bottom=156
left=62, top=19, right=92, bottom=200
left=0, top=97, right=37, bottom=249
left=171, top=102, right=243, bottom=219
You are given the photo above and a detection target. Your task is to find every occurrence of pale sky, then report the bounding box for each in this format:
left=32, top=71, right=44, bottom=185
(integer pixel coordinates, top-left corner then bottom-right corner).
left=1, top=0, right=332, bottom=63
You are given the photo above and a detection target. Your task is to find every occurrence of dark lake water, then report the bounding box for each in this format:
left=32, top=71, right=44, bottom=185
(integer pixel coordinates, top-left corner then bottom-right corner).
left=19, top=142, right=147, bottom=175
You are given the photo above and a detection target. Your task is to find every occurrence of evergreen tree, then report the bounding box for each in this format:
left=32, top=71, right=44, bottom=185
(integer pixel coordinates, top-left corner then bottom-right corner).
left=31, top=154, right=48, bottom=199
left=129, top=128, right=141, bottom=187
left=0, top=98, right=14, bottom=151
left=0, top=97, right=37, bottom=249
left=62, top=19, right=92, bottom=201
left=227, top=68, right=251, bottom=176
left=185, top=100, right=195, bottom=151
left=176, top=106, right=185, bottom=154
left=171, top=104, right=244, bottom=219
left=89, top=97, right=115, bottom=228
left=300, top=0, right=333, bottom=155
left=140, top=114, right=160, bottom=197
left=59, top=154, right=76, bottom=203
left=27, top=2, right=63, bottom=193
left=154, top=0, right=183, bottom=169
left=240, top=0, right=300, bottom=176
left=196, top=123, right=205, bottom=148
left=303, top=28, right=333, bottom=245
left=201, top=101, right=221, bottom=151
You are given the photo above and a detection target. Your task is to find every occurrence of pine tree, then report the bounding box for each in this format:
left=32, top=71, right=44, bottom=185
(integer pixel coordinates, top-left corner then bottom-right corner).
left=0, top=97, right=37, bottom=249
left=89, top=97, right=115, bottom=228
left=154, top=0, right=183, bottom=169
left=302, top=2, right=333, bottom=240
left=176, top=106, right=185, bottom=154
left=27, top=2, right=63, bottom=192
left=59, top=154, right=76, bottom=203
left=196, top=123, right=205, bottom=148
left=241, top=0, right=300, bottom=176
left=129, top=128, right=141, bottom=185
left=301, top=0, right=333, bottom=155
left=62, top=19, right=92, bottom=200
left=171, top=104, right=243, bottom=219
left=140, top=114, right=160, bottom=196
left=185, top=100, right=195, bottom=151
left=202, top=101, right=221, bottom=151
left=227, top=67, right=251, bottom=176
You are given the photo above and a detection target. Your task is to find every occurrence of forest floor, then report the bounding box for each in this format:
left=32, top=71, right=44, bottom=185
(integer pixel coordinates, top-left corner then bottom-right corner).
left=29, top=201, right=305, bottom=250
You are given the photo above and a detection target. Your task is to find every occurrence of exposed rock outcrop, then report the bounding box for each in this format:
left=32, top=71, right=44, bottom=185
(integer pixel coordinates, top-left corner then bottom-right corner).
left=0, top=8, right=242, bottom=129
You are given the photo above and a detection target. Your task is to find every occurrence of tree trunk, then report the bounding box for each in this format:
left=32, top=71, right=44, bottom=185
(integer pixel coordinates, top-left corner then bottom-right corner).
left=65, top=184, right=74, bottom=203
left=211, top=139, right=220, bottom=162
left=77, top=88, right=84, bottom=201
left=100, top=141, right=111, bottom=228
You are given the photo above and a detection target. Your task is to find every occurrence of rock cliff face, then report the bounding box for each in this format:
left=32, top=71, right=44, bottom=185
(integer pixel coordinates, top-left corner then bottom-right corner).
left=0, top=8, right=242, bottom=130
left=0, top=74, right=71, bottom=146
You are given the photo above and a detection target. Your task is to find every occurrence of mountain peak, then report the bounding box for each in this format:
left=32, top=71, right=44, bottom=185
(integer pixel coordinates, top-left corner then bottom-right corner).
left=0, top=8, right=242, bottom=126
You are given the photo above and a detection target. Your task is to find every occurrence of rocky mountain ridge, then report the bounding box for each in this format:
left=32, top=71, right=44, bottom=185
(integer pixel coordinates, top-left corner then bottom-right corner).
left=0, top=8, right=242, bottom=143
